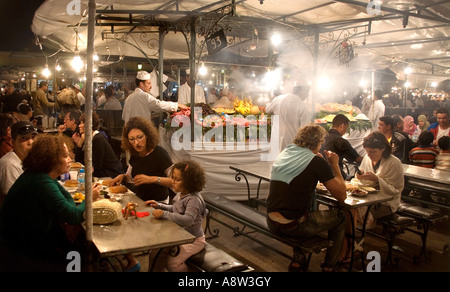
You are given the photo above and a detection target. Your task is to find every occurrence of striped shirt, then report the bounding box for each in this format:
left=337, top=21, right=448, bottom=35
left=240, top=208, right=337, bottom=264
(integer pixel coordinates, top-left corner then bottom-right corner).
left=435, top=151, right=450, bottom=172
left=409, top=147, right=439, bottom=168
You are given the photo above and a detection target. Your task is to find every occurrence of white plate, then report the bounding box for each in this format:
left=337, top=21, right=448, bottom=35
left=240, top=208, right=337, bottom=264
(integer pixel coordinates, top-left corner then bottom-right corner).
left=109, top=193, right=123, bottom=201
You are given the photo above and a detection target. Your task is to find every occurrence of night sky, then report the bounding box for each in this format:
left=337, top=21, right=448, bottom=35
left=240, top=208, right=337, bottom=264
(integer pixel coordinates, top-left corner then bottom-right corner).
left=0, top=0, right=46, bottom=52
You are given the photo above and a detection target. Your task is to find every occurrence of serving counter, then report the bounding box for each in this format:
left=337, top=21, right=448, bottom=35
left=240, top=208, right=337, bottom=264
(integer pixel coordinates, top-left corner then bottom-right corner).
left=160, top=127, right=273, bottom=199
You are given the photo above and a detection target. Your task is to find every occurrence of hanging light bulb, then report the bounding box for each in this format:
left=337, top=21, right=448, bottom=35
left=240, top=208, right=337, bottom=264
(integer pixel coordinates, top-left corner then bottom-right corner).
left=56, top=64, right=62, bottom=71
left=42, top=64, right=51, bottom=78
left=199, top=63, right=208, bottom=76
left=71, top=30, right=84, bottom=72
left=72, top=52, right=83, bottom=72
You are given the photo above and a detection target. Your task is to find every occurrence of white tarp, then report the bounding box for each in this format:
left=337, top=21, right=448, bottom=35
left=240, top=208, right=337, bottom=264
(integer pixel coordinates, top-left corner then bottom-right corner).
left=31, top=0, right=450, bottom=87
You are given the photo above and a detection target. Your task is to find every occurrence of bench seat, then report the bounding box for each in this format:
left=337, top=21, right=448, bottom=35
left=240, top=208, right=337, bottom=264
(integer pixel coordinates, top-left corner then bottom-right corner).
left=396, top=202, right=448, bottom=261
left=203, top=193, right=330, bottom=271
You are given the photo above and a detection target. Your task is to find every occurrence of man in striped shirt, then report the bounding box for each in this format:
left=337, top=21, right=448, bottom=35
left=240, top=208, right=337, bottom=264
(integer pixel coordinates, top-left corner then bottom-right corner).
left=409, top=130, right=439, bottom=168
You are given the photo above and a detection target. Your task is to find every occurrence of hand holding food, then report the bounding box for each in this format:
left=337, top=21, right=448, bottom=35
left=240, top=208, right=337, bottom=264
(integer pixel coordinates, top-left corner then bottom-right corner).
left=92, top=183, right=101, bottom=201
left=357, top=171, right=378, bottom=183
left=152, top=209, right=164, bottom=219
left=325, top=150, right=339, bottom=165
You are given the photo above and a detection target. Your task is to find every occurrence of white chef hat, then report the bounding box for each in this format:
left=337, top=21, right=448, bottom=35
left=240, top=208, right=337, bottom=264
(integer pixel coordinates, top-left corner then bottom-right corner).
left=136, top=71, right=151, bottom=81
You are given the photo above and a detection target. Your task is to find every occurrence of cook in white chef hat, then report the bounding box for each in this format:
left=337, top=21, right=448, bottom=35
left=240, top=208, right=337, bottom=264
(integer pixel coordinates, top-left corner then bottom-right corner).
left=136, top=70, right=151, bottom=81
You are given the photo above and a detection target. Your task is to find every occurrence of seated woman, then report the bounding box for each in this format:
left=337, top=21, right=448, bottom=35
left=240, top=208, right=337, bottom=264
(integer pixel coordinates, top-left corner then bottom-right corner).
left=266, top=124, right=348, bottom=272
left=109, top=117, right=174, bottom=272
left=72, top=112, right=123, bottom=178
left=356, top=131, right=405, bottom=226
left=110, top=116, right=173, bottom=203
left=0, top=134, right=101, bottom=271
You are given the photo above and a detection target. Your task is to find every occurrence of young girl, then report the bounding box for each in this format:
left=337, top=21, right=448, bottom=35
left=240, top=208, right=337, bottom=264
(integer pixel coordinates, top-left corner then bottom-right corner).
left=145, top=160, right=206, bottom=272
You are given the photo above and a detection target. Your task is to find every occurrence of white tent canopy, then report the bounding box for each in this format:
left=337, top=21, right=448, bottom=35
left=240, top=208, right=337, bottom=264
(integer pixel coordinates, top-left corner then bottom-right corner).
left=31, top=0, right=450, bottom=88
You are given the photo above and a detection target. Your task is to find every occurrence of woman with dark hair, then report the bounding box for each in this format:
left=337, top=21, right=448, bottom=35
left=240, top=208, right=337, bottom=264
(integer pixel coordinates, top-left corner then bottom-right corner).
left=110, top=116, right=173, bottom=203
left=73, top=111, right=123, bottom=178
left=357, top=131, right=404, bottom=223
left=109, top=116, right=174, bottom=272
left=0, top=134, right=101, bottom=271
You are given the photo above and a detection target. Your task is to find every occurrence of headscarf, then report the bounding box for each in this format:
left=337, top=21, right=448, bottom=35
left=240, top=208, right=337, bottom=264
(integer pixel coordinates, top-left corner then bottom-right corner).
left=417, top=115, right=430, bottom=132
left=403, top=115, right=417, bottom=136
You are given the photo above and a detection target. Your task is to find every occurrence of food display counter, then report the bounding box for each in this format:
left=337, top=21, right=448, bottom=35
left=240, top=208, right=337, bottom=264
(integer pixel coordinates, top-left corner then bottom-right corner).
left=160, top=102, right=370, bottom=199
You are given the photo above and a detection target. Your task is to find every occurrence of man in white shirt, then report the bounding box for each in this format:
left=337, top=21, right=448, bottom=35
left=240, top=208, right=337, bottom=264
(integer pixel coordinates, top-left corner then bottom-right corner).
left=73, top=84, right=86, bottom=108
left=429, top=107, right=450, bottom=149
left=177, top=70, right=206, bottom=105
left=367, top=90, right=385, bottom=132
left=122, top=71, right=187, bottom=123
left=0, top=121, right=37, bottom=196
left=265, top=85, right=312, bottom=152
left=206, top=88, right=219, bottom=105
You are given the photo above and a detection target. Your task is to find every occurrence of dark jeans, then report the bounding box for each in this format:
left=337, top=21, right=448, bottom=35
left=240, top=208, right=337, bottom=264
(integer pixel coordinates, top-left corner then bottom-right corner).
left=267, top=208, right=347, bottom=268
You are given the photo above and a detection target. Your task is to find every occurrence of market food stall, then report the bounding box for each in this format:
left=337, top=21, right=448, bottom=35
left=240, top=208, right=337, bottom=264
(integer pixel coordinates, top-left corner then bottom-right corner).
left=160, top=100, right=274, bottom=199
left=314, top=102, right=372, bottom=156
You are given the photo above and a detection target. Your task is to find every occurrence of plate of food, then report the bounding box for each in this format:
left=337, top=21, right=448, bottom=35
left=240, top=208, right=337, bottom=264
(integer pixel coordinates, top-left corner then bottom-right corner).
left=360, top=186, right=377, bottom=193
left=69, top=162, right=84, bottom=169
left=350, top=177, right=376, bottom=188
left=108, top=184, right=128, bottom=194
left=63, top=179, right=78, bottom=192
left=348, top=188, right=368, bottom=197
left=73, top=192, right=85, bottom=203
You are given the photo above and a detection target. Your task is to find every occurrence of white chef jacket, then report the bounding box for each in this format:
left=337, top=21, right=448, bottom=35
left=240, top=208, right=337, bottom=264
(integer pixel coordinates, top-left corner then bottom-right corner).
left=265, top=93, right=311, bottom=153
left=77, top=92, right=85, bottom=107
left=122, top=88, right=178, bottom=123
left=177, top=83, right=206, bottom=105
left=367, top=99, right=385, bottom=132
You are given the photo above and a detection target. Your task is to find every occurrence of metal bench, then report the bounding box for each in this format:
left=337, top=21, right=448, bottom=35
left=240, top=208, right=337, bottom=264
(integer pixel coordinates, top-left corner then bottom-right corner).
left=203, top=193, right=330, bottom=272
left=396, top=202, right=448, bottom=262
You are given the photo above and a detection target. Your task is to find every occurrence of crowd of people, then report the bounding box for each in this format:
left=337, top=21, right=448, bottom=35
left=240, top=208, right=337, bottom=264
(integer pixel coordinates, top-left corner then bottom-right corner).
left=0, top=70, right=209, bottom=272
left=0, top=68, right=449, bottom=272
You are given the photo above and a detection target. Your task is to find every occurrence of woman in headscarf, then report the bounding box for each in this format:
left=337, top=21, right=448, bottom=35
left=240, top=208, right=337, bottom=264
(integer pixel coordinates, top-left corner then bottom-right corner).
left=417, top=114, right=430, bottom=133
left=403, top=115, right=420, bottom=142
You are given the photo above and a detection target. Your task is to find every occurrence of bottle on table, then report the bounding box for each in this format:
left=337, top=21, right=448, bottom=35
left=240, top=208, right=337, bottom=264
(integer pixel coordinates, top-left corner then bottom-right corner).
left=77, top=169, right=85, bottom=192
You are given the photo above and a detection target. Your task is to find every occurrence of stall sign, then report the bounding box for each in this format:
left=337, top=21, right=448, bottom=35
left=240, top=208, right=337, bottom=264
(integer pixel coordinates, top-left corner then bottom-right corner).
left=206, top=29, right=228, bottom=55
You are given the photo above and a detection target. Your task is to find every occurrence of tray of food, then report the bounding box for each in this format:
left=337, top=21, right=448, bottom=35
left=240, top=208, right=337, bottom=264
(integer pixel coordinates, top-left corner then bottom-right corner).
left=348, top=188, right=368, bottom=197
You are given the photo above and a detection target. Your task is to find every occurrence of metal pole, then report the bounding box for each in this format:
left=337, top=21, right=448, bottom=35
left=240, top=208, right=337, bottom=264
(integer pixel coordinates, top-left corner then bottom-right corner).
left=311, top=31, right=319, bottom=122
left=85, top=0, right=96, bottom=243
left=190, top=17, right=196, bottom=142
left=159, top=27, right=166, bottom=99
